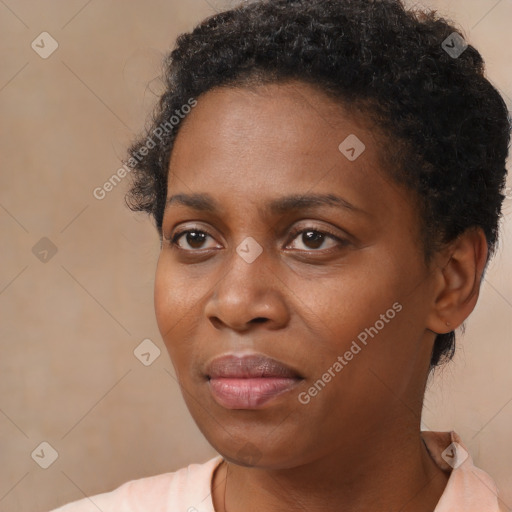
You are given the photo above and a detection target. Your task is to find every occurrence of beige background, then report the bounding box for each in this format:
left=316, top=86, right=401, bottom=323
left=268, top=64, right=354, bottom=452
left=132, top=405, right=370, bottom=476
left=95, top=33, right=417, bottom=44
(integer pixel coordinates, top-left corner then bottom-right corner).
left=0, top=1, right=511, bottom=511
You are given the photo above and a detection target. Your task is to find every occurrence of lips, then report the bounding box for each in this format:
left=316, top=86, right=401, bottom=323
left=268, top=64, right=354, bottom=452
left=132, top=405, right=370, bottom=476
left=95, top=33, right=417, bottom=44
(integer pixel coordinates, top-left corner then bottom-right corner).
left=206, top=353, right=301, bottom=379
left=205, top=353, right=303, bottom=409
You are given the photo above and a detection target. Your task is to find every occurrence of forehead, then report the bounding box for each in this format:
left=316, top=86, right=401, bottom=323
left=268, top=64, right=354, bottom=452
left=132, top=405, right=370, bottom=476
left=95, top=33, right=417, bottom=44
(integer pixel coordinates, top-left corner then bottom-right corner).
left=171, top=81, right=377, bottom=160
left=165, top=81, right=415, bottom=234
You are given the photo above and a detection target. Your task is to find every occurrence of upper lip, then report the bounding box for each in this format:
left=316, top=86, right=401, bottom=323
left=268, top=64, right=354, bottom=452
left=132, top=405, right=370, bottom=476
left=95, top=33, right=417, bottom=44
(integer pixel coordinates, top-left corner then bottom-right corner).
left=206, top=353, right=302, bottom=379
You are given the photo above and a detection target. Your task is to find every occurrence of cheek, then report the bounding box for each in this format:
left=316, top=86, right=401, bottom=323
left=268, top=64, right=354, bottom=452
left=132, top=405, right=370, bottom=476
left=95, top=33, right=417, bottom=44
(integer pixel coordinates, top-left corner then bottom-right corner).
left=153, top=256, right=193, bottom=351
left=153, top=255, right=212, bottom=358
left=154, top=258, right=174, bottom=335
left=154, top=259, right=196, bottom=382
left=291, top=267, right=401, bottom=345
left=288, top=256, right=425, bottom=390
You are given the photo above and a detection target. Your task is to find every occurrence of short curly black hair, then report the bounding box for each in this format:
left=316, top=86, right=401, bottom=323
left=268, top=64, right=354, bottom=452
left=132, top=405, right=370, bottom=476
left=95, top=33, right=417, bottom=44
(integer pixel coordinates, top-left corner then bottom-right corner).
left=125, top=0, right=511, bottom=371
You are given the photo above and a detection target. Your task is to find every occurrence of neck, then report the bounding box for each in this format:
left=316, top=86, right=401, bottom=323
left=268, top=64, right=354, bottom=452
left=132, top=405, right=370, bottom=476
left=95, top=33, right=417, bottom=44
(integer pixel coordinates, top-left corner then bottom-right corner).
left=213, top=426, right=450, bottom=512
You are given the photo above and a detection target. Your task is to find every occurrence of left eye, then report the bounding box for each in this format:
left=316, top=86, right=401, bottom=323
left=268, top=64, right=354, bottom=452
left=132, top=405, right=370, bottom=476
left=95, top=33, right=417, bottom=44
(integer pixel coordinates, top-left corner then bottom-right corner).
left=286, top=228, right=342, bottom=251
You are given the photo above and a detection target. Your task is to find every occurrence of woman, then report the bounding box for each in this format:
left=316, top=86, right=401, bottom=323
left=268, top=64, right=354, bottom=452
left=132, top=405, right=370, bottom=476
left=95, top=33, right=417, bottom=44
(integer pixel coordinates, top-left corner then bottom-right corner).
left=49, top=0, right=511, bottom=510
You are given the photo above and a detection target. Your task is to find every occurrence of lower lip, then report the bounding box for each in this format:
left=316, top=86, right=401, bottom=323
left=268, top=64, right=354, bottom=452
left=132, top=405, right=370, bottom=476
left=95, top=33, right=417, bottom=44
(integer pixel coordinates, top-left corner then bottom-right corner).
left=208, top=377, right=301, bottom=409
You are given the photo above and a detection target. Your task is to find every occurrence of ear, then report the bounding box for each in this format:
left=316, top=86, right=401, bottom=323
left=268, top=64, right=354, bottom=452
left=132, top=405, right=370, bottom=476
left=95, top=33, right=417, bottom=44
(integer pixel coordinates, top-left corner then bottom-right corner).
left=426, top=227, right=489, bottom=335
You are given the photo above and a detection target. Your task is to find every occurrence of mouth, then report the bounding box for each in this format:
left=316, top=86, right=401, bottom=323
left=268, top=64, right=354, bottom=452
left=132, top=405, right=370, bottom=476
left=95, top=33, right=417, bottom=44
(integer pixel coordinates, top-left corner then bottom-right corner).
left=205, top=353, right=304, bottom=409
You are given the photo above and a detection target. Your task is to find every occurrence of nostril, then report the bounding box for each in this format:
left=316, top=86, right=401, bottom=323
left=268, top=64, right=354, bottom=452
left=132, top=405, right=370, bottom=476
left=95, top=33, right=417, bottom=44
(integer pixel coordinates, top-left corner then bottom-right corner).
left=251, top=317, right=267, bottom=324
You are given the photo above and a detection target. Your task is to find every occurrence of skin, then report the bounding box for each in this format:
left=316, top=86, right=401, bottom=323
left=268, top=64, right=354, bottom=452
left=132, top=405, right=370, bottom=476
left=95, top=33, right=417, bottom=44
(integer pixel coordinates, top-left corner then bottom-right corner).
left=154, top=81, right=488, bottom=512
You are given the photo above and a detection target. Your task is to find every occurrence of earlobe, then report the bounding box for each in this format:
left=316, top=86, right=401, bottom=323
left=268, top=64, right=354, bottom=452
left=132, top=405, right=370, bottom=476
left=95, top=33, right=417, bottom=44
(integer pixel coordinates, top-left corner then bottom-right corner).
left=425, top=227, right=488, bottom=335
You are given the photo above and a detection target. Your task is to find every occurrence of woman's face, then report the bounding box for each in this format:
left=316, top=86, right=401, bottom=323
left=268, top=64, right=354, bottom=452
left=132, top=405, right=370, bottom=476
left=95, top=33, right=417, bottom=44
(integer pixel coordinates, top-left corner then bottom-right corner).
left=155, top=81, right=440, bottom=468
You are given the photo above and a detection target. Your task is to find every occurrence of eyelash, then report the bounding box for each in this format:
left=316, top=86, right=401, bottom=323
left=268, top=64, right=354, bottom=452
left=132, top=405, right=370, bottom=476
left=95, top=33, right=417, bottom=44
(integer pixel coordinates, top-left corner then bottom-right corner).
left=164, top=225, right=348, bottom=253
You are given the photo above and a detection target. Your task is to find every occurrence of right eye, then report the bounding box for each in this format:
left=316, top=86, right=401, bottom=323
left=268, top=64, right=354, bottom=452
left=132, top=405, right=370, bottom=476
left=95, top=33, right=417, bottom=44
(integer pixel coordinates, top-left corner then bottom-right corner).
left=166, top=227, right=220, bottom=251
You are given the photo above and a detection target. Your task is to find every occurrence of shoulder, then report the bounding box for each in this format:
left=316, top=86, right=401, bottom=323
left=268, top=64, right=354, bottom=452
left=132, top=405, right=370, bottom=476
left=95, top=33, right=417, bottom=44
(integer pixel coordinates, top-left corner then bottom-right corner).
left=47, top=455, right=223, bottom=512
left=422, top=430, right=505, bottom=512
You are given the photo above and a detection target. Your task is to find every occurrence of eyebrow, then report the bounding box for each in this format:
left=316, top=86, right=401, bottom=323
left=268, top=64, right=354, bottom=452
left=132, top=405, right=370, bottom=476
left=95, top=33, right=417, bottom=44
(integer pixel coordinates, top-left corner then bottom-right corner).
left=165, top=193, right=370, bottom=217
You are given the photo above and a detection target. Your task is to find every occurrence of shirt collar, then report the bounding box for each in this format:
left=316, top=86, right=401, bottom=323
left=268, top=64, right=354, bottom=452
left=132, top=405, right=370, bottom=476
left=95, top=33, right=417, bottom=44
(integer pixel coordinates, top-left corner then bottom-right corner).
left=421, top=430, right=504, bottom=512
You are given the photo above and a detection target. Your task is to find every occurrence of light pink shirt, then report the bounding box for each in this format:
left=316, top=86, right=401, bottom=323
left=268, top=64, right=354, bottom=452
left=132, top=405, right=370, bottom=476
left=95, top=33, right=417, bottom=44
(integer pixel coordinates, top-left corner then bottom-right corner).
left=48, top=431, right=507, bottom=511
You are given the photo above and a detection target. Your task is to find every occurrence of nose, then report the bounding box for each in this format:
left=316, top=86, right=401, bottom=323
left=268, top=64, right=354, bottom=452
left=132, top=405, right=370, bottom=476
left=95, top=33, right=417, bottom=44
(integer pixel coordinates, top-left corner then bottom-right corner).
left=204, top=244, right=290, bottom=332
